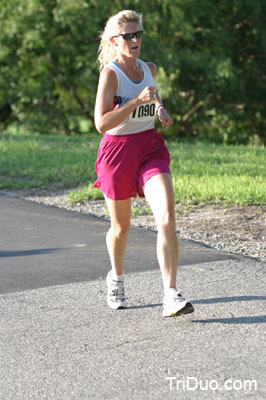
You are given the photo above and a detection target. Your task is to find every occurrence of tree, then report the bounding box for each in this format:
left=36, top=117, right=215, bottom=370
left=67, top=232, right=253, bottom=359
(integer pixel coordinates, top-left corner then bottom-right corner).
left=1, top=0, right=265, bottom=143
left=1, top=0, right=109, bottom=134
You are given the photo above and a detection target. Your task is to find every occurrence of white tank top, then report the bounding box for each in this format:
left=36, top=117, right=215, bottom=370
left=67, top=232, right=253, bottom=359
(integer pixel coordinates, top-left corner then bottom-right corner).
left=105, top=59, right=156, bottom=135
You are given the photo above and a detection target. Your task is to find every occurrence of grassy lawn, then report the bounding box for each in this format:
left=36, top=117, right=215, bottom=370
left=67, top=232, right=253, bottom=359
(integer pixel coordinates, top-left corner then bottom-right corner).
left=0, top=130, right=265, bottom=206
left=168, top=141, right=265, bottom=205
left=0, top=131, right=100, bottom=190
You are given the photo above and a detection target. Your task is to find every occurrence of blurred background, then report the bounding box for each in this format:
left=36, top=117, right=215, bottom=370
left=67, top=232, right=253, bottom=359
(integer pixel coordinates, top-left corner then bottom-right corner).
left=0, top=0, right=265, bottom=144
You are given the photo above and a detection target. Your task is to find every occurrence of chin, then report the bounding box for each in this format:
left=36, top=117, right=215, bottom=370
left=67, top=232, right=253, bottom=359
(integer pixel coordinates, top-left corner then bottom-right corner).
left=130, top=49, right=140, bottom=57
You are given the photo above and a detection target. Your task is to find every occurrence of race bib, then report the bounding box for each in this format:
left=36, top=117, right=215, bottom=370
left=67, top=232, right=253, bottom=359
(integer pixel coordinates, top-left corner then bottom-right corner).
left=129, top=100, right=156, bottom=122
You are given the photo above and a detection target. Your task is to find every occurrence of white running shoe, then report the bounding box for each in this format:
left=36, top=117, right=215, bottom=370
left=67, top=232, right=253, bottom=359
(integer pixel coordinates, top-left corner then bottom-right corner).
left=106, top=271, right=127, bottom=310
left=163, top=290, right=194, bottom=317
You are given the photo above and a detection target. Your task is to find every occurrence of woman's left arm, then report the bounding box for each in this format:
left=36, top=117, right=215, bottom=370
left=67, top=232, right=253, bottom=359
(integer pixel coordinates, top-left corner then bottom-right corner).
left=147, top=62, right=173, bottom=129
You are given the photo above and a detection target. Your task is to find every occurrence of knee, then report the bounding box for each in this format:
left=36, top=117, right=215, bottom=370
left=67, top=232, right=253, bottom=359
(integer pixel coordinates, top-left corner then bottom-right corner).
left=110, top=223, right=130, bottom=240
left=157, top=211, right=176, bottom=233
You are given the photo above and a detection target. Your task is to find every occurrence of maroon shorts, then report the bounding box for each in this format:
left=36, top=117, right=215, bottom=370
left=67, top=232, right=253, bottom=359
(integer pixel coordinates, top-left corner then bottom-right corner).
left=93, top=129, right=171, bottom=200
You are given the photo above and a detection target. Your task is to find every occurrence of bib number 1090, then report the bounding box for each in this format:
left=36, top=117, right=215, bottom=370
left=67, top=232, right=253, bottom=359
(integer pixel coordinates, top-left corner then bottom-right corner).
left=129, top=102, right=156, bottom=122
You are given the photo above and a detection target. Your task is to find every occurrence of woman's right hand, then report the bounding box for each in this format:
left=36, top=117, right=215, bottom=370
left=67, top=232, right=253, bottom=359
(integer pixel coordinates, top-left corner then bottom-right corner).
left=137, top=86, right=156, bottom=104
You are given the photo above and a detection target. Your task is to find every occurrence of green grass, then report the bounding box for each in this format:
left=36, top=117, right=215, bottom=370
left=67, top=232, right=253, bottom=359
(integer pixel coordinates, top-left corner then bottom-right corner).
left=0, top=130, right=265, bottom=205
left=68, top=183, right=103, bottom=202
left=168, top=142, right=265, bottom=205
left=0, top=131, right=101, bottom=190
left=131, top=206, right=152, bottom=217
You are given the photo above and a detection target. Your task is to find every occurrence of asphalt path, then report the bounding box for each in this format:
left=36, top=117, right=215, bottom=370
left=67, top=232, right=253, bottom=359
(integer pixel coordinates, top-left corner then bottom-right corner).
left=0, top=194, right=235, bottom=294
left=0, top=193, right=265, bottom=400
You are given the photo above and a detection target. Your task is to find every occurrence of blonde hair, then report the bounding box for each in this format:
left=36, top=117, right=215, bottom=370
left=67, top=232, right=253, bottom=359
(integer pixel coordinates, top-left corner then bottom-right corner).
left=97, top=10, right=142, bottom=71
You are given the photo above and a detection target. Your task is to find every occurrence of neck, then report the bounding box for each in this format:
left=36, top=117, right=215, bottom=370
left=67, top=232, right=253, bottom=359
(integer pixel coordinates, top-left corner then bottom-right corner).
left=115, top=55, right=138, bottom=70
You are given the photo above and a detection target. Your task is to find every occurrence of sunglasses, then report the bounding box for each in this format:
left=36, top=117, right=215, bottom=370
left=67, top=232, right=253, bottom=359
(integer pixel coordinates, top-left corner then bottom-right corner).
left=113, top=30, right=143, bottom=41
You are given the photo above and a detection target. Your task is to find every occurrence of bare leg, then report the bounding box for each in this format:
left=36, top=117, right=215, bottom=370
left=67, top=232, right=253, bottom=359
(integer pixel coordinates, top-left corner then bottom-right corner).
left=143, top=173, right=178, bottom=291
left=104, top=196, right=131, bottom=276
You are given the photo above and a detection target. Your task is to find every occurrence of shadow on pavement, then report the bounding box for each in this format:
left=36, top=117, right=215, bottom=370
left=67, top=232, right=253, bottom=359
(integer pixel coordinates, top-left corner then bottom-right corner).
left=0, top=248, right=68, bottom=258
left=192, top=295, right=266, bottom=304
left=192, top=315, right=266, bottom=324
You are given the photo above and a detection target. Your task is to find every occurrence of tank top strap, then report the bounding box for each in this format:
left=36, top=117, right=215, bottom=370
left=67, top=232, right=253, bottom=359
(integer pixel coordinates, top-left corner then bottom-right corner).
left=137, top=59, right=152, bottom=78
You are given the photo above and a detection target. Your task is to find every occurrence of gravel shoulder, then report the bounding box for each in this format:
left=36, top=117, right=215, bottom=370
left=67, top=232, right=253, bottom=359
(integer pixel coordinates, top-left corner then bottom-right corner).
left=2, top=188, right=265, bottom=262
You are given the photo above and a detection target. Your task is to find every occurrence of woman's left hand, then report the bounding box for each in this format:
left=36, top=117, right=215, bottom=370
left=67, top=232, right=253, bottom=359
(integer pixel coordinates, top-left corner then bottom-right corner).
left=158, top=107, right=173, bottom=128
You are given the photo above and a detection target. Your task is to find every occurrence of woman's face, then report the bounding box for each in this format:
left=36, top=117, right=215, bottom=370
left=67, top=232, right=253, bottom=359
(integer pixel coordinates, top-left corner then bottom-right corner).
left=113, top=22, right=142, bottom=59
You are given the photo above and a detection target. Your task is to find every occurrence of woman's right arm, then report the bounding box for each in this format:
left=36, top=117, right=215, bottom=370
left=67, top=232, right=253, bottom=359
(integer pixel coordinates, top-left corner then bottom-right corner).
left=94, top=68, right=155, bottom=134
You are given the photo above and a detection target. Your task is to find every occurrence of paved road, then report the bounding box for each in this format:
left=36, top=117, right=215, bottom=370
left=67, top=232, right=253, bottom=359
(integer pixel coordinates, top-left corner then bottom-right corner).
left=0, top=194, right=234, bottom=294
left=0, top=193, right=265, bottom=399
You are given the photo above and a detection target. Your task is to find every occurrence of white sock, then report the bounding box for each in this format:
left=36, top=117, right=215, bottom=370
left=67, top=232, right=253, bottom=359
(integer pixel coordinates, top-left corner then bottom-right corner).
left=111, top=270, right=124, bottom=282
left=164, top=288, right=177, bottom=298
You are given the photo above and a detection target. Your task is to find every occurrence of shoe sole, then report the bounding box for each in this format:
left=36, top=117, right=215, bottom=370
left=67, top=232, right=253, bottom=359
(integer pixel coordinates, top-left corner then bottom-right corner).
left=107, top=298, right=127, bottom=310
left=163, top=302, right=194, bottom=318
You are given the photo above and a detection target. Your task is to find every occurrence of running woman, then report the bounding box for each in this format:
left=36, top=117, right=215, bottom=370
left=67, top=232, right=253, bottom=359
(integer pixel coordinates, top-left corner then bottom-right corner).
left=94, top=10, right=194, bottom=317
